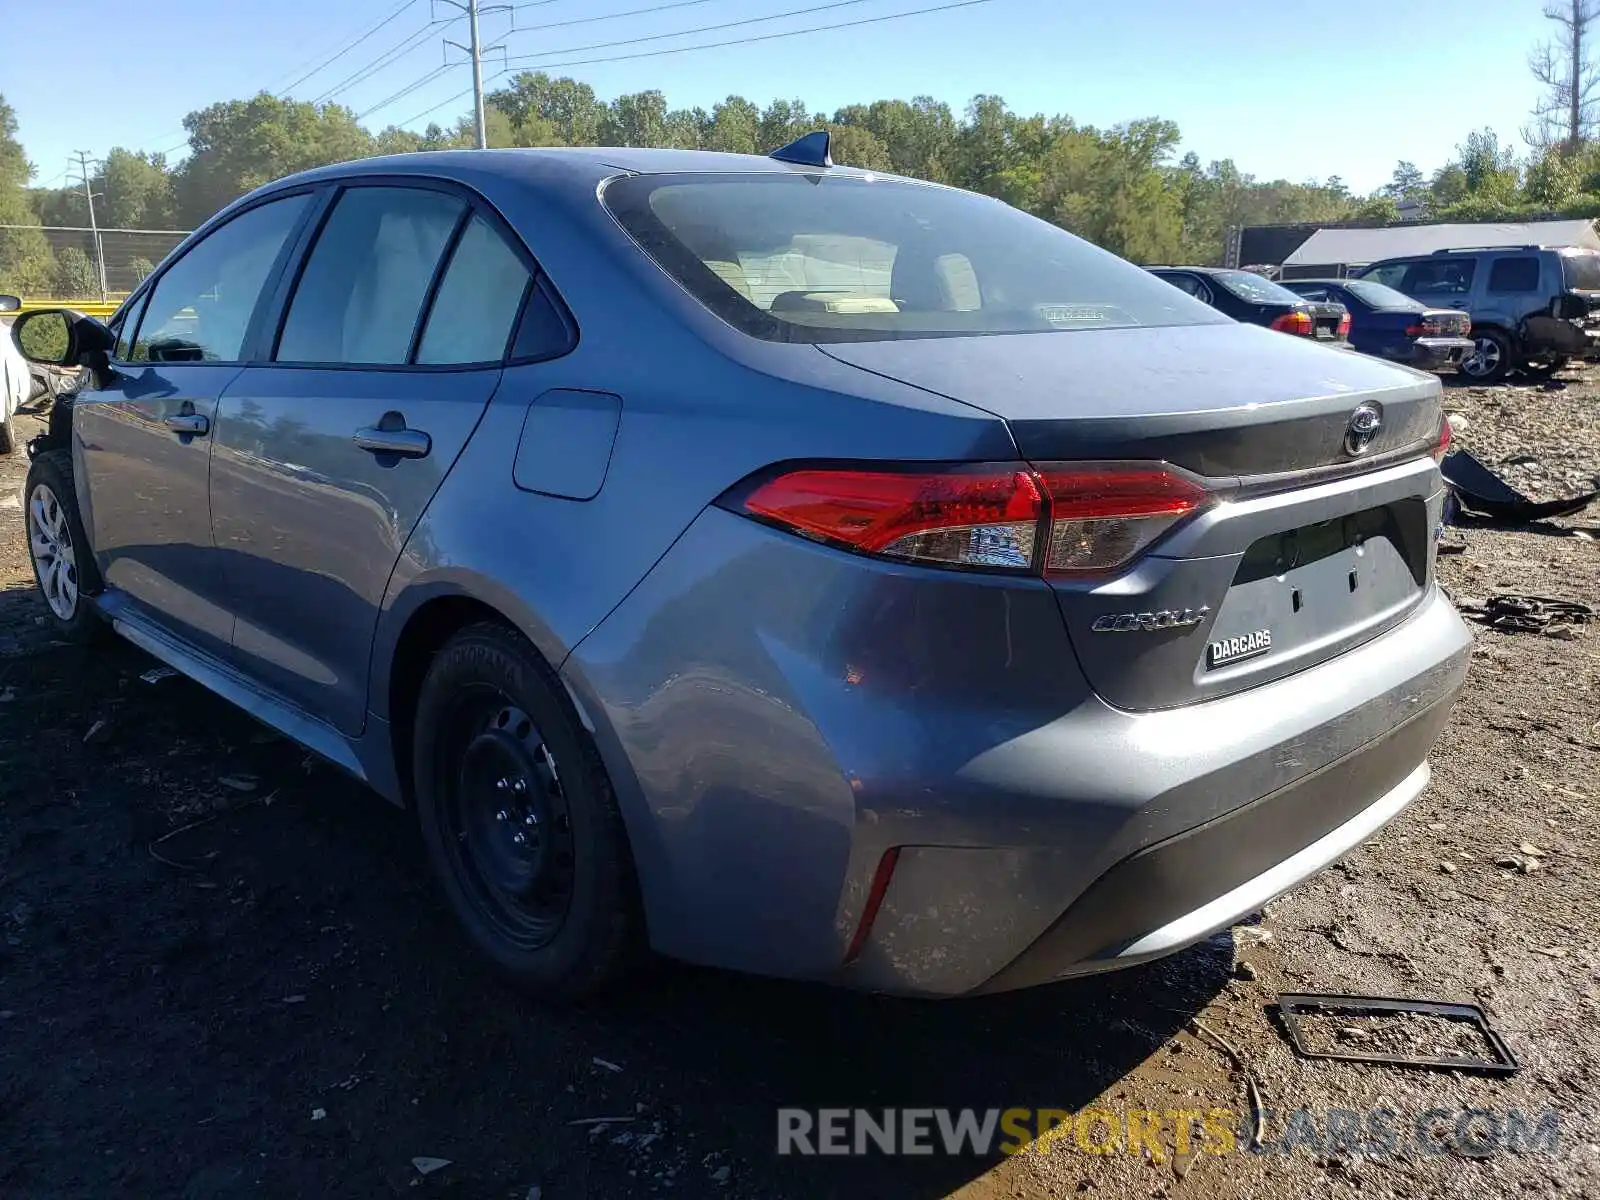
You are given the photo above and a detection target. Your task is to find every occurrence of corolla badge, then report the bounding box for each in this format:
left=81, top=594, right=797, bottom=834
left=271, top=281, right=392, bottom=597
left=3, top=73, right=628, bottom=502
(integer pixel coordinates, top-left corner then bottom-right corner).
left=1343, top=403, right=1383, bottom=456
left=1091, top=606, right=1210, bottom=633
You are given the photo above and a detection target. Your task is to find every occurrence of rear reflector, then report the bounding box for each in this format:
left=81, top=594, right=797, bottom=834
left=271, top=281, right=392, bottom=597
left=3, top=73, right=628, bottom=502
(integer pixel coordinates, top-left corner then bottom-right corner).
left=843, top=847, right=901, bottom=965
left=1434, top=413, right=1453, bottom=463
left=739, top=461, right=1212, bottom=575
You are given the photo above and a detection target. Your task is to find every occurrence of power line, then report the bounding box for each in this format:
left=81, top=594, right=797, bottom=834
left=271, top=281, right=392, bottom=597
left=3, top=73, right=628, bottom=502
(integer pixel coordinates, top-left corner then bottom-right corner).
left=357, top=65, right=456, bottom=120
left=504, top=0, right=883, bottom=62
left=278, top=0, right=424, bottom=95
left=389, top=0, right=996, bottom=128
left=312, top=16, right=462, bottom=104
left=511, top=0, right=998, bottom=71
left=509, top=0, right=716, bottom=31
left=392, top=83, right=482, bottom=129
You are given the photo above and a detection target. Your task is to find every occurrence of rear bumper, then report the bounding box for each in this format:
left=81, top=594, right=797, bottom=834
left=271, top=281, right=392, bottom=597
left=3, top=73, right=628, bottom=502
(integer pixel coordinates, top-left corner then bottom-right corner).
left=568, top=503, right=1471, bottom=997
left=1407, top=337, right=1475, bottom=371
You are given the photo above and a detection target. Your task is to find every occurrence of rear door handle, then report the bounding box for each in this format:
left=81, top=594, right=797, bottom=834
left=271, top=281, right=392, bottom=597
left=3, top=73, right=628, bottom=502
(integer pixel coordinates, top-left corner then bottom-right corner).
left=164, top=412, right=209, bottom=436
left=353, top=425, right=431, bottom=459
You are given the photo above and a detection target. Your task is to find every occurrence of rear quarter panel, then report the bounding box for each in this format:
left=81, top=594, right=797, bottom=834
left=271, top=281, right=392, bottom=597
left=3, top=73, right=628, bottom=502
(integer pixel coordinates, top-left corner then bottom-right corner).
left=369, top=161, right=1015, bottom=706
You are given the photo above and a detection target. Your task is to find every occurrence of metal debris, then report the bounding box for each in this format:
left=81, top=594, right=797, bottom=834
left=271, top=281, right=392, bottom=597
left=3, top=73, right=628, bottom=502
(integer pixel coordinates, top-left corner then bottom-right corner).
left=1456, top=593, right=1593, bottom=635
left=412, top=1157, right=451, bottom=1176
left=1275, top=993, right=1519, bottom=1076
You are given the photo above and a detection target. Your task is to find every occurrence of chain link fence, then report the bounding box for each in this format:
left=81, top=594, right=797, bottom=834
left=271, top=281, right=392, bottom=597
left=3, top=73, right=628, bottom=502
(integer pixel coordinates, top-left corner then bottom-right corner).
left=0, top=224, right=192, bottom=303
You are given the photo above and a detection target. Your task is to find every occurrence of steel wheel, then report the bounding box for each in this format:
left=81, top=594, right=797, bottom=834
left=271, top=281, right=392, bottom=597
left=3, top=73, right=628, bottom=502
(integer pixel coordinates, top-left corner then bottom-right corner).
left=436, top=689, right=577, bottom=951
left=1461, top=334, right=1503, bottom=379
left=28, top=481, right=79, bottom=621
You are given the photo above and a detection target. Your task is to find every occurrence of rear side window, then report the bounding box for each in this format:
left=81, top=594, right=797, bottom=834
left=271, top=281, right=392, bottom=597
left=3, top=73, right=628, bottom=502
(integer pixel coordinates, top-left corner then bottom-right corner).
left=132, top=194, right=310, bottom=363
left=277, top=186, right=464, bottom=365
left=1488, top=256, right=1540, bottom=293
left=416, top=215, right=531, bottom=364
left=1156, top=272, right=1204, bottom=297
left=605, top=172, right=1222, bottom=342
left=1402, top=259, right=1476, bottom=297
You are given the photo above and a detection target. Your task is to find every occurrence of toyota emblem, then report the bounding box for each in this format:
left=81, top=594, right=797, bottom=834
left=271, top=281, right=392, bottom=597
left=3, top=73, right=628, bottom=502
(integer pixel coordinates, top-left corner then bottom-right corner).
left=1344, top=403, right=1382, bottom=456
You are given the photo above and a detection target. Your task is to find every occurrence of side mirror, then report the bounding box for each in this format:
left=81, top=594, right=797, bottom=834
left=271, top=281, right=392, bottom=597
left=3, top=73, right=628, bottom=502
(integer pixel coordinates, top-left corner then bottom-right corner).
left=11, top=308, right=114, bottom=369
left=0, top=294, right=19, bottom=314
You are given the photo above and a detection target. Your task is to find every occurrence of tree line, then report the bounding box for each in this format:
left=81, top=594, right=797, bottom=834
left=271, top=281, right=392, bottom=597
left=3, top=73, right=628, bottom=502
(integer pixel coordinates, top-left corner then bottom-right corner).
left=4, top=72, right=1600, bottom=297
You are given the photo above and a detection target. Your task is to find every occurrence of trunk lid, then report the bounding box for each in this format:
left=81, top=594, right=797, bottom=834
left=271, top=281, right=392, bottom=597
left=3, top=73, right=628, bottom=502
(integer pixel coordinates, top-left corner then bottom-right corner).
left=821, top=323, right=1445, bottom=710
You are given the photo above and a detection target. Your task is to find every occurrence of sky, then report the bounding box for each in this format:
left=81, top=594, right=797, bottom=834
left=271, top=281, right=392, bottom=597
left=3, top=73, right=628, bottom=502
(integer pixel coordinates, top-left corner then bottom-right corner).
left=4, top=0, right=1555, bottom=201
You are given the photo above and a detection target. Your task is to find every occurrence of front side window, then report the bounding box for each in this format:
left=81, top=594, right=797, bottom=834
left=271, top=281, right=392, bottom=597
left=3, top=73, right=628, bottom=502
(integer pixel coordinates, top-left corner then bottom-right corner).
left=1359, top=262, right=1410, bottom=289
left=1561, top=250, right=1600, bottom=291
left=112, top=291, right=149, bottom=361
left=131, top=194, right=310, bottom=363
left=1487, top=256, right=1540, bottom=293
left=1402, top=259, right=1476, bottom=297
left=416, top=215, right=531, bottom=364
left=605, top=173, right=1223, bottom=342
left=277, top=186, right=464, bottom=365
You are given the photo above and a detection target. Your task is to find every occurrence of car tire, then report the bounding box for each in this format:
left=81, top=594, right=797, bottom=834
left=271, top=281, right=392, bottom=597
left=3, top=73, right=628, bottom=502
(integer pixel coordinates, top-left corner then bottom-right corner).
left=0, top=403, right=14, bottom=455
left=1461, top=329, right=1513, bottom=383
left=24, top=449, right=104, bottom=641
left=412, top=621, right=642, bottom=1000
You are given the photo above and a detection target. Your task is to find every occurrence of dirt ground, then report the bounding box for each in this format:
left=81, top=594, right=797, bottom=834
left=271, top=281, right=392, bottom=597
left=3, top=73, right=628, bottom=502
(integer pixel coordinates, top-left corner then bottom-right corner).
left=0, top=368, right=1597, bottom=1199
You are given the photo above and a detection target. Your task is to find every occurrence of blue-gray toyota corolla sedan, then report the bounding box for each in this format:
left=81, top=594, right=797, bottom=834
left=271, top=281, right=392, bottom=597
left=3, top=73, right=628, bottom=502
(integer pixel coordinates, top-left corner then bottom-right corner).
left=12, top=136, right=1470, bottom=999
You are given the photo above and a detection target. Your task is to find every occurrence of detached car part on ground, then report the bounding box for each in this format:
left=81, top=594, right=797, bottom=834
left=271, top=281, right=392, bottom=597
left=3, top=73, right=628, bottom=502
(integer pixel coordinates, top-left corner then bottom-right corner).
left=10, top=134, right=1470, bottom=1000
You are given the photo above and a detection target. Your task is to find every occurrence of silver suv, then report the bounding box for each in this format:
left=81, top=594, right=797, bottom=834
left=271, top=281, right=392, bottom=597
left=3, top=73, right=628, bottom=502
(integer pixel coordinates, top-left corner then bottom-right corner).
left=10, top=143, right=1470, bottom=1000
left=1357, top=244, right=1600, bottom=381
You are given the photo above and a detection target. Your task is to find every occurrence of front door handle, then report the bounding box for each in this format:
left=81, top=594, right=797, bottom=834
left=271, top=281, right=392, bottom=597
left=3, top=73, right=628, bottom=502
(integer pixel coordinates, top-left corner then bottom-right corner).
left=353, top=422, right=431, bottom=459
left=164, top=412, right=209, bottom=437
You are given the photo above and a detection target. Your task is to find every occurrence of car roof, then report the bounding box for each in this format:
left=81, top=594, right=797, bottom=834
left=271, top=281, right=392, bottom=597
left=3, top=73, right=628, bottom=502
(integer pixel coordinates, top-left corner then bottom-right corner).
left=260, top=146, right=905, bottom=196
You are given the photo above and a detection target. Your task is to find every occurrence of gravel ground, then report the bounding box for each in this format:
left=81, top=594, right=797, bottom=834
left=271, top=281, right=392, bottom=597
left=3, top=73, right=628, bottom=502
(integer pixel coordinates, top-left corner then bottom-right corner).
left=0, top=368, right=1597, bottom=1199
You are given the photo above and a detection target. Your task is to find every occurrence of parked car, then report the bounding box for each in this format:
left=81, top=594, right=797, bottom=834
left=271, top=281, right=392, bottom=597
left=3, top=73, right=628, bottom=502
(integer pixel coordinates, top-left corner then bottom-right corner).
left=1282, top=279, right=1475, bottom=371
left=0, top=294, right=26, bottom=453
left=1354, top=244, right=1600, bottom=382
left=9, top=138, right=1469, bottom=1000
left=1148, top=266, right=1350, bottom=343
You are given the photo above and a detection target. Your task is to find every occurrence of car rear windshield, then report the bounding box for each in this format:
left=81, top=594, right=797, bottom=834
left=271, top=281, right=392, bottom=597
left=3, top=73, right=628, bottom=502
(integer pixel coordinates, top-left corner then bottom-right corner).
left=602, top=172, right=1226, bottom=342
left=1561, top=250, right=1600, bottom=291
left=1340, top=279, right=1419, bottom=309
left=1210, top=270, right=1308, bottom=305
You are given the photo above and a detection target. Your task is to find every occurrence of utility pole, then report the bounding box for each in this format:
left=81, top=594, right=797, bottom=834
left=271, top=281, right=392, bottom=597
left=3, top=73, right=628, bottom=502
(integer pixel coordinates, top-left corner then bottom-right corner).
left=439, top=0, right=509, bottom=150
left=71, top=151, right=109, bottom=302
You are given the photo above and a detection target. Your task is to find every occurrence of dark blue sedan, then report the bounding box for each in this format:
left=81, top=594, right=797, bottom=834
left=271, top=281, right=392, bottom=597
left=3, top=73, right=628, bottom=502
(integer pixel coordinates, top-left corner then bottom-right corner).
left=1284, top=279, right=1475, bottom=371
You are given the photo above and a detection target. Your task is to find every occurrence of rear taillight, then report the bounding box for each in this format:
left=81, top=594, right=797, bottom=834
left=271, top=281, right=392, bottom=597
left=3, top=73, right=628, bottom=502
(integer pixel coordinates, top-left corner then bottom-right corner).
left=1336, top=311, right=1351, bottom=339
left=1033, top=464, right=1211, bottom=574
left=742, top=465, right=1044, bottom=570
left=1269, top=310, right=1314, bottom=336
left=738, top=462, right=1211, bottom=575
left=1433, top=414, right=1453, bottom=463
